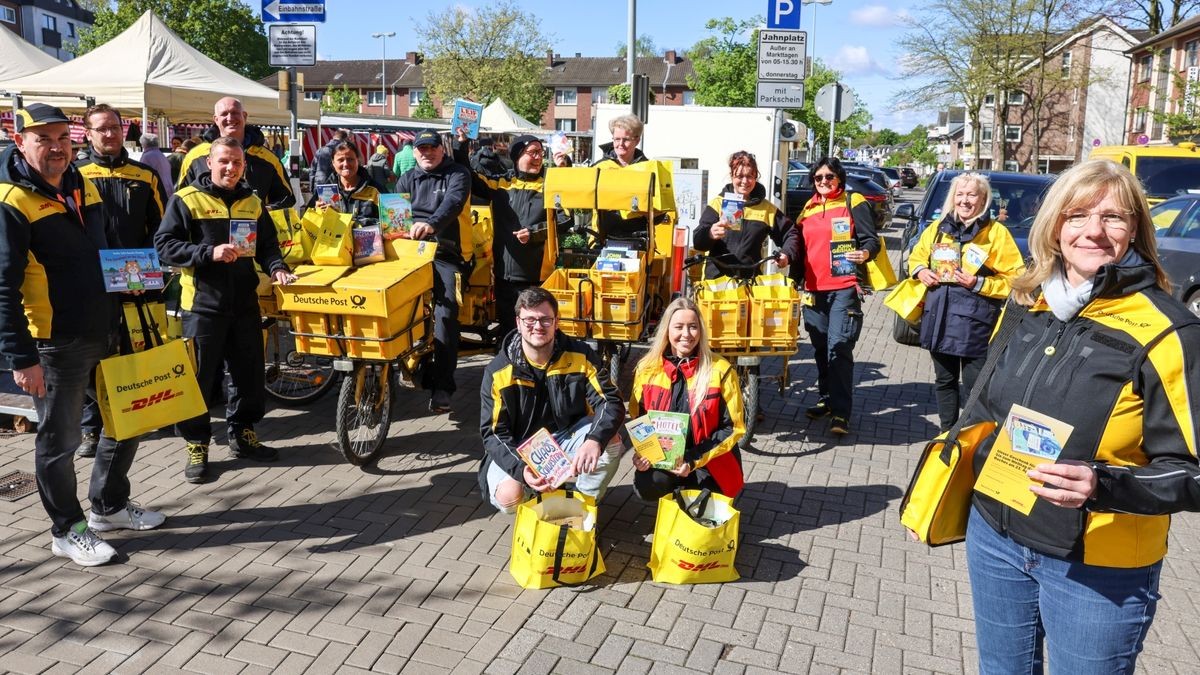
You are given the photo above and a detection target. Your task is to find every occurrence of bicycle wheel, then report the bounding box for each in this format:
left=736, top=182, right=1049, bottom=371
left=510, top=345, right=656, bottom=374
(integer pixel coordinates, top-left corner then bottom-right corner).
left=335, top=362, right=393, bottom=465
left=739, top=364, right=759, bottom=450
left=263, top=319, right=337, bottom=405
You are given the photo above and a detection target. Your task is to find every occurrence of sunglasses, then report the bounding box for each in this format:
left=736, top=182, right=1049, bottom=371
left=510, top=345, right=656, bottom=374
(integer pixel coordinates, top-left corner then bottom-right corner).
left=812, top=173, right=837, bottom=183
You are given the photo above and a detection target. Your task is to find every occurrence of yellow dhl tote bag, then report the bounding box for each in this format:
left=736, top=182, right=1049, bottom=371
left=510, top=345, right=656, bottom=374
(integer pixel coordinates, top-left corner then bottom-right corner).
left=96, top=302, right=205, bottom=440
left=270, top=207, right=312, bottom=265
left=649, top=488, right=740, bottom=584
left=864, top=237, right=899, bottom=291
left=884, top=278, right=928, bottom=325
left=121, top=301, right=167, bottom=352
left=510, top=489, right=605, bottom=589
left=309, top=210, right=354, bottom=266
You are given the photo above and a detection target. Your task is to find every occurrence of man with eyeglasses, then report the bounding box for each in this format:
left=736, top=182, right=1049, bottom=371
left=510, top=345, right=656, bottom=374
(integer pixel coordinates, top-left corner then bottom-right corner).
left=73, top=104, right=170, bottom=460
left=479, top=287, right=626, bottom=513
left=0, top=104, right=166, bottom=566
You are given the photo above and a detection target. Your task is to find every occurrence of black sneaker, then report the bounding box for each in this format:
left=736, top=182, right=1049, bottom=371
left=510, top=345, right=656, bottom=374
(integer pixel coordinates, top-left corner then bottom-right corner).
left=805, top=399, right=831, bottom=419
left=830, top=416, right=850, bottom=435
left=76, top=431, right=99, bottom=458
left=429, top=390, right=452, bottom=413
left=228, top=428, right=279, bottom=461
left=184, top=443, right=209, bottom=483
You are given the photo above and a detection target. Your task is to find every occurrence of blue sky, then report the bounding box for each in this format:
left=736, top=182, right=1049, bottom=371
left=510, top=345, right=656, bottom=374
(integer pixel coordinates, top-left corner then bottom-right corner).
left=292, top=0, right=927, bottom=132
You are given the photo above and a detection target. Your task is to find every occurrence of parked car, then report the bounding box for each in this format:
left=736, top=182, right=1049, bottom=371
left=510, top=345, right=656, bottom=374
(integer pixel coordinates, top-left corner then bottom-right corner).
left=786, top=169, right=893, bottom=228
left=846, top=167, right=896, bottom=217
left=899, top=167, right=919, bottom=188
left=878, top=166, right=903, bottom=194
left=1089, top=143, right=1200, bottom=204
left=1149, top=194, right=1200, bottom=317
left=891, top=169, right=1057, bottom=344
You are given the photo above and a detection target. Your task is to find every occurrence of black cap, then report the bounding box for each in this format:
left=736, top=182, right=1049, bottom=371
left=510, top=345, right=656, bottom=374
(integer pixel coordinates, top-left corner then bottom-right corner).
left=509, top=134, right=542, bottom=163
left=15, top=103, right=70, bottom=132
left=412, top=129, right=442, bottom=147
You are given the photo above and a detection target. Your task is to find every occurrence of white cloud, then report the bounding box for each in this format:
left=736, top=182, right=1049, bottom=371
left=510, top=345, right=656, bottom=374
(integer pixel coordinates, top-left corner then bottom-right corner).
left=850, top=5, right=911, bottom=27
left=834, top=45, right=889, bottom=76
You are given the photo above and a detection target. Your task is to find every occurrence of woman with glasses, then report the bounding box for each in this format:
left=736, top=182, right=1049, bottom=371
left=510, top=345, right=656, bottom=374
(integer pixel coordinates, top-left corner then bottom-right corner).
left=591, top=114, right=660, bottom=244
left=794, top=157, right=879, bottom=435
left=628, top=297, right=746, bottom=500
left=693, top=151, right=800, bottom=279
left=959, top=159, right=1200, bottom=673
left=908, top=173, right=1025, bottom=431
left=304, top=142, right=380, bottom=221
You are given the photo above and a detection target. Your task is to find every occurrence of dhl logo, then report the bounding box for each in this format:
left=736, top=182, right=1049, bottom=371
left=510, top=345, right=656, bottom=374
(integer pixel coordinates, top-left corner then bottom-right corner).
left=121, top=388, right=183, bottom=413
left=38, top=202, right=57, bottom=211
left=674, top=560, right=726, bottom=572
left=541, top=564, right=588, bottom=576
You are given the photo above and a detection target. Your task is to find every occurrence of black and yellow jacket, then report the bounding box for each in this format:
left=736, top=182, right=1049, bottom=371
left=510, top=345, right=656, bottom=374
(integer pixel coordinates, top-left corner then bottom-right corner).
left=303, top=167, right=380, bottom=222
left=177, top=125, right=295, bottom=210
left=393, top=155, right=472, bottom=265
left=694, top=182, right=801, bottom=280
left=967, top=255, right=1200, bottom=568
left=74, top=146, right=167, bottom=249
left=154, top=174, right=287, bottom=316
left=630, top=355, right=746, bottom=497
left=0, top=145, right=113, bottom=369
left=478, top=329, right=625, bottom=495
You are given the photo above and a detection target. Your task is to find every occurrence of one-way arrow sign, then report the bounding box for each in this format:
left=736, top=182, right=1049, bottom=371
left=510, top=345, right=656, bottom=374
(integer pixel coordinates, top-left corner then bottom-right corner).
left=262, top=0, right=325, bottom=23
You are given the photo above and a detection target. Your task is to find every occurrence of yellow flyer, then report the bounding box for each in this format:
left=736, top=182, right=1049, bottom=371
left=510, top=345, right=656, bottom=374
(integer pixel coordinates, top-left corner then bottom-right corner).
left=973, top=404, right=1074, bottom=515
left=625, top=416, right=665, bottom=464
left=830, top=217, right=853, bottom=242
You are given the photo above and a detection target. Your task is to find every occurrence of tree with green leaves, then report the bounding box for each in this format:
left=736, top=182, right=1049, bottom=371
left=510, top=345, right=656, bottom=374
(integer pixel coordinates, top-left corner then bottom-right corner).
left=616, top=34, right=658, bottom=58
left=411, top=97, right=440, bottom=120
left=607, top=83, right=632, bottom=104
left=74, top=0, right=271, bottom=79
left=414, top=0, right=553, bottom=125
left=874, top=129, right=903, bottom=146
left=323, top=85, right=360, bottom=114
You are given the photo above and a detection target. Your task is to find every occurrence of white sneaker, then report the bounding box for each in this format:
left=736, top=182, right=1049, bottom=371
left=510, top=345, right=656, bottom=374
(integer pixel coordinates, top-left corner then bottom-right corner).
left=51, top=525, right=117, bottom=567
left=88, top=502, right=166, bottom=532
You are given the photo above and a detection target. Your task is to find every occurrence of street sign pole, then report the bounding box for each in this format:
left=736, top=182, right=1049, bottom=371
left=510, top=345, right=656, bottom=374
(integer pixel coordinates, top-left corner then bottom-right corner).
left=828, top=83, right=839, bottom=159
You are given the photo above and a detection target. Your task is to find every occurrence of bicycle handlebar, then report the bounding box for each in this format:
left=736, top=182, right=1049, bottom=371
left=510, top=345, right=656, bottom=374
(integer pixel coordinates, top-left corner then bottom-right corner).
left=682, top=252, right=782, bottom=274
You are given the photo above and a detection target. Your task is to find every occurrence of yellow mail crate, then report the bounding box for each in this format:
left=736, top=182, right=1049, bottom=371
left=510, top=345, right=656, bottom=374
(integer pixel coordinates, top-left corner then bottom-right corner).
left=328, top=263, right=433, bottom=319
left=278, top=265, right=353, bottom=314
left=589, top=253, right=645, bottom=295
left=592, top=291, right=642, bottom=341
left=544, top=167, right=599, bottom=210
left=291, top=312, right=342, bottom=357
left=596, top=168, right=654, bottom=212
left=542, top=268, right=591, bottom=337
left=749, top=283, right=802, bottom=343
left=696, top=278, right=749, bottom=346
left=342, top=292, right=429, bottom=361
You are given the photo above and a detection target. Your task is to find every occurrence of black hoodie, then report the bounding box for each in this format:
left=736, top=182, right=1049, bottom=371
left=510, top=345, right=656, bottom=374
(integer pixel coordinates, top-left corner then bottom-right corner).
left=693, top=182, right=800, bottom=279
left=176, top=124, right=295, bottom=209
left=74, top=145, right=168, bottom=249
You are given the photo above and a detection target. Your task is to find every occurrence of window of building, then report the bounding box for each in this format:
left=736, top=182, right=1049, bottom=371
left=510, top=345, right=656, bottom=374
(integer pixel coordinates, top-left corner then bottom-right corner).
left=408, top=89, right=425, bottom=106
left=304, top=91, right=323, bottom=101
left=0, top=7, right=16, bottom=23
left=67, top=22, right=75, bottom=38
left=43, top=14, right=57, bottom=31
left=1188, top=40, right=1199, bottom=68
left=981, top=126, right=994, bottom=142
left=555, top=88, right=578, bottom=105
left=1135, top=107, right=1148, bottom=132
left=1004, top=160, right=1020, bottom=172
left=683, top=90, right=696, bottom=105
left=1061, top=52, right=1072, bottom=78
left=1005, top=125, right=1022, bottom=142
left=591, top=87, right=608, bottom=105
left=367, top=90, right=385, bottom=106
left=984, top=93, right=995, bottom=106
left=1072, top=87, right=1079, bottom=104
left=1007, top=91, right=1025, bottom=105
left=1139, top=54, right=1153, bottom=81
left=555, top=118, right=576, bottom=132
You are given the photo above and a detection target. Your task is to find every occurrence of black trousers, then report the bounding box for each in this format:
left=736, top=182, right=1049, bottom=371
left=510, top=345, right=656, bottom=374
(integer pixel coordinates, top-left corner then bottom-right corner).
left=176, top=310, right=265, bottom=443
left=423, top=259, right=461, bottom=394
left=929, top=350, right=985, bottom=432
left=633, top=466, right=724, bottom=502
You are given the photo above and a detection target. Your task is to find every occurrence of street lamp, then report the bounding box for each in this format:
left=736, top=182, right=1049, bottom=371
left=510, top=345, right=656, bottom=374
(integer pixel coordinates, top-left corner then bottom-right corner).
left=802, top=0, right=831, bottom=161
left=372, top=31, right=396, bottom=115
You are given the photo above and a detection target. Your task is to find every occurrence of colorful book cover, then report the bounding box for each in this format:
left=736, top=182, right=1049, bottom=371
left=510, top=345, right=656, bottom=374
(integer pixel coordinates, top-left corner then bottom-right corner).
left=931, top=242, right=961, bottom=282
left=516, top=427, right=573, bottom=488
left=352, top=225, right=386, bottom=265
left=549, top=131, right=571, bottom=158
left=99, top=248, right=166, bottom=293
left=315, top=183, right=342, bottom=211
left=721, top=192, right=744, bottom=231
left=648, top=410, right=690, bottom=470
left=625, top=416, right=666, bottom=464
left=829, top=241, right=857, bottom=277
left=229, top=219, right=257, bottom=257
left=379, top=193, right=415, bottom=240
left=451, top=99, right=484, bottom=140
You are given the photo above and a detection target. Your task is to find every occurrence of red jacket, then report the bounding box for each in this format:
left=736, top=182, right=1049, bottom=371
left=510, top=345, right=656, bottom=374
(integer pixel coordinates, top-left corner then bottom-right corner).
left=797, top=188, right=880, bottom=292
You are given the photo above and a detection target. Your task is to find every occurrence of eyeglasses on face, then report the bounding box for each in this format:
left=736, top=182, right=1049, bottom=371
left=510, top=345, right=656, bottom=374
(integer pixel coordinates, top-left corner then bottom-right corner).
left=88, top=125, right=122, bottom=135
left=1061, top=209, right=1132, bottom=232
left=519, top=316, right=556, bottom=328
left=812, top=173, right=837, bottom=183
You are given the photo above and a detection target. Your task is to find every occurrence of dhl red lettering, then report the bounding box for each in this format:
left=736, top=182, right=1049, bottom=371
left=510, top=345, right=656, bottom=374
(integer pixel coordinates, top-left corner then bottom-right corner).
left=675, top=560, right=725, bottom=571
left=541, top=565, right=587, bottom=575
left=122, top=388, right=181, bottom=413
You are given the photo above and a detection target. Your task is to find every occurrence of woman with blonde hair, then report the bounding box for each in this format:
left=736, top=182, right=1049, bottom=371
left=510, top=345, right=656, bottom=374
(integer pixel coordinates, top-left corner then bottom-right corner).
left=629, top=297, right=746, bottom=500
left=908, top=172, right=1024, bottom=431
left=959, top=159, right=1200, bottom=673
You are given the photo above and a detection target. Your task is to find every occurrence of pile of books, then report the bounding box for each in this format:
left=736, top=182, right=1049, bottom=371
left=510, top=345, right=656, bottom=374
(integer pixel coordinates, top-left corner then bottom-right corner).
left=594, top=246, right=642, bottom=273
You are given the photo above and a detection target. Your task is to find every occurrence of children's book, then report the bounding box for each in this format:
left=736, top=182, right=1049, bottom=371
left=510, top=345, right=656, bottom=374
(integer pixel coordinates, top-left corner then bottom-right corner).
left=379, top=193, right=415, bottom=240
left=648, top=411, right=690, bottom=470
left=352, top=225, right=385, bottom=265
left=314, top=183, right=341, bottom=211
left=931, top=242, right=961, bottom=282
left=829, top=241, right=857, bottom=277
left=517, top=428, right=573, bottom=488
left=721, top=192, right=745, bottom=231
left=451, top=99, right=484, bottom=140
left=229, top=219, right=257, bottom=257
left=99, top=249, right=165, bottom=293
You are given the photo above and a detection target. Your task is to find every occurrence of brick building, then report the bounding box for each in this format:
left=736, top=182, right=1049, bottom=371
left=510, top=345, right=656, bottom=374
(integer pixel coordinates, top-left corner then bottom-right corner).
left=1124, top=14, right=1200, bottom=144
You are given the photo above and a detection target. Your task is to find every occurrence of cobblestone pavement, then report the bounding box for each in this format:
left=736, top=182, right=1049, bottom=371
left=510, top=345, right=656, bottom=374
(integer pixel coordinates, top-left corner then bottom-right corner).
left=2, top=229, right=1199, bottom=674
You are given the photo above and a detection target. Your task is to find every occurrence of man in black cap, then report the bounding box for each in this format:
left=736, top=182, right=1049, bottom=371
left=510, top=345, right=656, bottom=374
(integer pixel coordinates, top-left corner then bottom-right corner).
left=393, top=129, right=472, bottom=413
left=0, top=104, right=166, bottom=567
left=454, top=132, right=572, bottom=337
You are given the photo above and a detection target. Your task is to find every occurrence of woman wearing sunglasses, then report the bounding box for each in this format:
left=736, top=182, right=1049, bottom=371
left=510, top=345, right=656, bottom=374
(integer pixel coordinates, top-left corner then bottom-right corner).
left=794, top=157, right=879, bottom=435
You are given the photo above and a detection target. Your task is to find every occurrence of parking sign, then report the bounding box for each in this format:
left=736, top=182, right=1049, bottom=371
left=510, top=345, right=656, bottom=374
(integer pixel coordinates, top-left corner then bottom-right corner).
left=766, top=0, right=801, bottom=30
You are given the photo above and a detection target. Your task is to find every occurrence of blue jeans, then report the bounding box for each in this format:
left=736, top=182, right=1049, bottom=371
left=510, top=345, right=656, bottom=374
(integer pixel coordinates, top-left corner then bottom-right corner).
left=802, top=287, right=863, bottom=419
left=966, top=506, right=1160, bottom=674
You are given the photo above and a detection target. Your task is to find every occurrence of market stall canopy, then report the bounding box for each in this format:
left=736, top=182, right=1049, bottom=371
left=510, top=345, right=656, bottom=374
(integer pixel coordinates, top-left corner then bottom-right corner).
left=0, top=27, right=60, bottom=81
left=0, top=11, right=317, bottom=124
left=480, top=98, right=541, bottom=134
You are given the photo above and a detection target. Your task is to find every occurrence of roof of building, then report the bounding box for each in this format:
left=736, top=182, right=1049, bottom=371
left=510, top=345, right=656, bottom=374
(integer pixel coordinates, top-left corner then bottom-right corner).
left=1127, top=14, right=1200, bottom=52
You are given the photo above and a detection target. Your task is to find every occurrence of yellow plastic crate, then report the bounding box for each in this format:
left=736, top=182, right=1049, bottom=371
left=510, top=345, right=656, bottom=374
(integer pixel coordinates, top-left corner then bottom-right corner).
left=749, top=282, right=802, bottom=342
left=458, top=283, right=492, bottom=327
left=291, top=312, right=342, bottom=357
left=542, top=269, right=592, bottom=337
left=341, top=291, right=429, bottom=361
left=591, top=292, right=643, bottom=341
left=696, top=277, right=749, bottom=343
left=589, top=253, right=646, bottom=295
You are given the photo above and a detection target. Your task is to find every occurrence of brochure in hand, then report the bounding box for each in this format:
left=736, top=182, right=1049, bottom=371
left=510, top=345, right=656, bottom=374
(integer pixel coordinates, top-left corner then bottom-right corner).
left=379, top=193, right=414, bottom=239
left=648, top=410, right=690, bottom=470
left=98, top=249, right=166, bottom=293
left=352, top=224, right=386, bottom=265
left=451, top=99, right=484, bottom=139
left=229, top=219, right=257, bottom=257
left=974, top=404, right=1074, bottom=515
left=721, top=192, right=745, bottom=231
left=516, top=427, right=573, bottom=488
left=625, top=416, right=666, bottom=464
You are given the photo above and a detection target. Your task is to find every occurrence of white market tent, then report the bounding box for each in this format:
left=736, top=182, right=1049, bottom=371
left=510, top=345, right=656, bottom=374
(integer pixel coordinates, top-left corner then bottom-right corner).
left=0, top=27, right=60, bottom=81
left=0, top=11, right=316, bottom=124
left=480, top=98, right=541, bottom=134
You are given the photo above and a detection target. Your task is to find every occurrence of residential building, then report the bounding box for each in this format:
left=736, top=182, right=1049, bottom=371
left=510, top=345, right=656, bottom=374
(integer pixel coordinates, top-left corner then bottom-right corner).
left=1125, top=14, right=1200, bottom=144
left=0, top=1, right=22, bottom=36
left=929, top=106, right=967, bottom=167
left=965, top=17, right=1142, bottom=172
left=13, top=0, right=93, bottom=61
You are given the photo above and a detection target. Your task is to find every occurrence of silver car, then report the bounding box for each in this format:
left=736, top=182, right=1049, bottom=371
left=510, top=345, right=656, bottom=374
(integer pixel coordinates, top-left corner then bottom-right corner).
left=1151, top=195, right=1200, bottom=317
